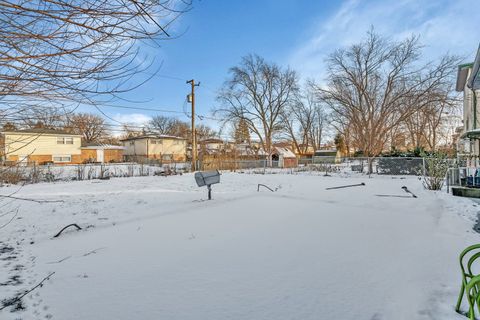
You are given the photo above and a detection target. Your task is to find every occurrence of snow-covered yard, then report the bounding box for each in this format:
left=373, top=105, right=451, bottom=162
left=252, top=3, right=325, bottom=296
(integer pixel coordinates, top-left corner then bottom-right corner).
left=1, top=172, right=479, bottom=319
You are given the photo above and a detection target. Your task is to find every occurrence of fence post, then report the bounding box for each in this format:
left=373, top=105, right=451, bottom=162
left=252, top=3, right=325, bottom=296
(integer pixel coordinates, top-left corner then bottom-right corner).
left=446, top=168, right=450, bottom=193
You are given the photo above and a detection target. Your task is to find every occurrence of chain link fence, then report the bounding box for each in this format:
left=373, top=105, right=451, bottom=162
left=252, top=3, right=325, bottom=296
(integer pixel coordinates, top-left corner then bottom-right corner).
left=297, top=157, right=427, bottom=175
left=199, top=159, right=280, bottom=171
left=0, top=162, right=191, bottom=185
left=198, top=157, right=430, bottom=176
left=0, top=156, right=452, bottom=185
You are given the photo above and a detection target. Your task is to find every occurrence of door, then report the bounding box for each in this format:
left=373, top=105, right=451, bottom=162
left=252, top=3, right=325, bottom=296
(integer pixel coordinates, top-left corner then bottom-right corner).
left=18, top=155, right=28, bottom=165
left=96, top=149, right=104, bottom=163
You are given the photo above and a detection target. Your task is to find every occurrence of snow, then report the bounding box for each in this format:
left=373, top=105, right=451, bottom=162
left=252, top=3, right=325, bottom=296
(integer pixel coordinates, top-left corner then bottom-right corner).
left=1, top=172, right=479, bottom=319
left=274, top=146, right=296, bottom=158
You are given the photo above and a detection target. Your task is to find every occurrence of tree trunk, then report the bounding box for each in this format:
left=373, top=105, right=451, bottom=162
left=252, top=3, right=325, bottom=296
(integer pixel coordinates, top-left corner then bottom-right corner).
left=367, top=157, right=375, bottom=174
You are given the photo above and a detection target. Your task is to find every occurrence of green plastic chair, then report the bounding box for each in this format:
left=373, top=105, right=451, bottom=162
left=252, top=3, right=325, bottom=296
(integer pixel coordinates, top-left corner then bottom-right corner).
left=456, top=244, right=480, bottom=316
left=465, top=275, right=480, bottom=319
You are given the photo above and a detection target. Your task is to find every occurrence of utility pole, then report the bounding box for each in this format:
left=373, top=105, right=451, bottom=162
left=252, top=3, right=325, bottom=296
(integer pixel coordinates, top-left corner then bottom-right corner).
left=187, top=79, right=200, bottom=171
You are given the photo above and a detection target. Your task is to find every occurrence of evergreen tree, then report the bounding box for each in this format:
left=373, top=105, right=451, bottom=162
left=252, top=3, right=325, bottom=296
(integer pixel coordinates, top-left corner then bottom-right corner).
left=234, top=118, right=250, bottom=144
left=334, top=133, right=347, bottom=155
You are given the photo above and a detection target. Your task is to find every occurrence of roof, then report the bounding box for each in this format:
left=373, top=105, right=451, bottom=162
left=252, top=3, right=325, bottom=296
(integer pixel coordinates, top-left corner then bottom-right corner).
left=199, top=138, right=224, bottom=144
left=1, top=128, right=82, bottom=136
left=120, top=134, right=186, bottom=141
left=456, top=64, right=472, bottom=92
left=81, top=144, right=125, bottom=150
left=273, top=146, right=296, bottom=158
left=460, top=129, right=480, bottom=139
left=467, top=44, right=480, bottom=90
left=457, top=44, right=480, bottom=92
left=315, top=148, right=337, bottom=153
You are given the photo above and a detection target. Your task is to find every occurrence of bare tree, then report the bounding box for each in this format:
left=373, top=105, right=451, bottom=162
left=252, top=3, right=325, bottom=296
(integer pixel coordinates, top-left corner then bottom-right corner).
left=121, top=124, right=142, bottom=139
left=403, top=108, right=429, bottom=150
left=309, top=98, right=330, bottom=151
left=196, top=124, right=218, bottom=141
left=148, top=115, right=189, bottom=137
left=215, top=54, right=299, bottom=165
left=403, top=91, right=459, bottom=151
left=313, top=30, right=458, bottom=172
left=0, top=0, right=192, bottom=119
left=149, top=115, right=179, bottom=135
left=68, top=113, right=107, bottom=143
left=281, top=88, right=329, bottom=154
left=149, top=115, right=217, bottom=145
left=18, top=106, right=67, bottom=129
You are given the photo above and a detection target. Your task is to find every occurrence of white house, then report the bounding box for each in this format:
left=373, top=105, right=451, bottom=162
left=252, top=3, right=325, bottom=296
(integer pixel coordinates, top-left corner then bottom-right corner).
left=121, top=134, right=187, bottom=162
left=456, top=44, right=480, bottom=165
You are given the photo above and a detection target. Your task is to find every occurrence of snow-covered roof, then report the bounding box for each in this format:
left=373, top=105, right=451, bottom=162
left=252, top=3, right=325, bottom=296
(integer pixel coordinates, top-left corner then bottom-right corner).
left=315, top=148, right=337, bottom=153
left=2, top=129, right=82, bottom=136
left=274, top=146, right=296, bottom=158
left=120, top=134, right=186, bottom=141
left=81, top=144, right=125, bottom=150
left=199, top=138, right=224, bottom=144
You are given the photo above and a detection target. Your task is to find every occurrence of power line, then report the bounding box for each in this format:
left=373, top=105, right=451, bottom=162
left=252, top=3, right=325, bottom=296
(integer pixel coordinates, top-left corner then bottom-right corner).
left=0, top=115, right=221, bottom=132
left=96, top=104, right=188, bottom=115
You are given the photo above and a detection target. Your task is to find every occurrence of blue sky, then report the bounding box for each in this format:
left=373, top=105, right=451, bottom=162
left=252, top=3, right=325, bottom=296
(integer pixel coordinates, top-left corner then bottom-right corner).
left=94, top=0, right=480, bottom=135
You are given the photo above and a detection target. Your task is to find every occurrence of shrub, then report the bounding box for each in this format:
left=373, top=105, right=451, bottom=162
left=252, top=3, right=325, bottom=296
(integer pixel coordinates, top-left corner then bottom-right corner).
left=422, top=152, right=449, bottom=190
left=0, top=166, right=25, bottom=185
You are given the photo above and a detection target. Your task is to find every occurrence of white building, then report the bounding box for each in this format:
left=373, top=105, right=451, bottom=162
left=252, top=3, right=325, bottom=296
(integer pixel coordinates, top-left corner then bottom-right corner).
left=121, top=134, right=187, bottom=162
left=456, top=45, right=480, bottom=166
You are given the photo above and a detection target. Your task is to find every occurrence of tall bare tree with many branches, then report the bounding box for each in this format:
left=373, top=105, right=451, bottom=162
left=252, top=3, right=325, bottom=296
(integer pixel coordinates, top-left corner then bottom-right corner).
left=215, top=54, right=299, bottom=164
left=68, top=113, right=107, bottom=143
left=281, top=88, right=329, bottom=155
left=313, top=30, right=459, bottom=172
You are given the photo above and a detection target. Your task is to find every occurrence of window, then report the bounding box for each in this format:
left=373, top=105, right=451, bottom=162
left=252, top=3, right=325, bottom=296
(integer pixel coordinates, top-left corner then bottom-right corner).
left=151, top=139, right=162, bottom=145
left=130, top=141, right=134, bottom=146
left=150, top=140, right=156, bottom=144
left=53, top=155, right=71, bottom=163
left=57, top=137, right=74, bottom=144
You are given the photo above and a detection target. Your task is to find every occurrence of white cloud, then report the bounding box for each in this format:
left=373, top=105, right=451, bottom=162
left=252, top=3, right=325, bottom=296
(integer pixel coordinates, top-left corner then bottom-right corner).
left=289, top=0, right=480, bottom=82
left=113, top=113, right=152, bottom=127
left=109, top=113, right=152, bottom=137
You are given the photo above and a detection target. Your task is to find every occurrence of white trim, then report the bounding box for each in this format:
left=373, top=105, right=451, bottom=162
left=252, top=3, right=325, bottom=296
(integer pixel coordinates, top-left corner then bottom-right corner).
left=56, top=137, right=74, bottom=144
left=52, top=155, right=72, bottom=163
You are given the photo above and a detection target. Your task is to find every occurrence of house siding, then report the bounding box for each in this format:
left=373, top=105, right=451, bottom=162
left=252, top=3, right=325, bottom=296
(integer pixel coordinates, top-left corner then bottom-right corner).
left=147, top=139, right=186, bottom=161
left=80, top=149, right=97, bottom=162
left=459, top=66, right=480, bottom=161
left=2, top=132, right=82, bottom=165
left=104, top=149, right=123, bottom=162
left=80, top=148, right=124, bottom=163
left=123, top=139, right=147, bottom=157
left=4, top=133, right=81, bottom=157
left=122, top=137, right=186, bottom=162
